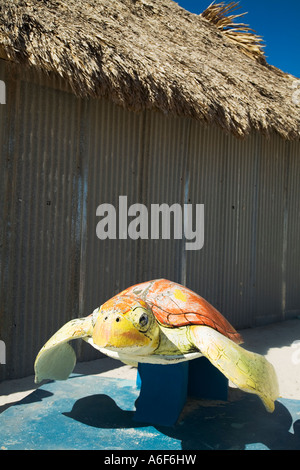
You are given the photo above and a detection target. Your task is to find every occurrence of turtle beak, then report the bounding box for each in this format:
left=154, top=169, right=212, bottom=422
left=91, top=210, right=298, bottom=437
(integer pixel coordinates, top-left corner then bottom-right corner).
left=92, top=312, right=151, bottom=350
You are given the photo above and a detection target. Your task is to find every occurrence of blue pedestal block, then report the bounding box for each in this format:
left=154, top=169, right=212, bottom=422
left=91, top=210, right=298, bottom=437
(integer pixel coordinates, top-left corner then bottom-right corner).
left=134, top=362, right=189, bottom=426
left=188, top=357, right=228, bottom=401
left=134, top=357, right=228, bottom=426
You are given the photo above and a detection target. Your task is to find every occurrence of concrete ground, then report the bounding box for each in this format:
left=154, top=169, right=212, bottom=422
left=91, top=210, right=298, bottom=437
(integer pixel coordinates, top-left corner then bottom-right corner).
left=1, top=318, right=300, bottom=414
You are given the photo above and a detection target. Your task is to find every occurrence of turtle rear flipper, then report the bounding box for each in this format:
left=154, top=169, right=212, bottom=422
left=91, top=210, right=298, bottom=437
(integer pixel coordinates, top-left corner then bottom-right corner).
left=34, top=316, right=93, bottom=383
left=189, top=325, right=279, bottom=412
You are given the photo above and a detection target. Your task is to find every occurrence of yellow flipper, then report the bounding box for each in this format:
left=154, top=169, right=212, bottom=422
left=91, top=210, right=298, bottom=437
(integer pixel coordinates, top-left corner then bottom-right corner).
left=189, top=325, right=279, bottom=412
left=34, top=316, right=94, bottom=383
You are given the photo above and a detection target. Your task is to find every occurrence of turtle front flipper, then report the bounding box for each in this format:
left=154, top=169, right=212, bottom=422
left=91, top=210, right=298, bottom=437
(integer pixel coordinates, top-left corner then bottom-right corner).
left=34, top=315, right=94, bottom=383
left=189, top=325, right=279, bottom=412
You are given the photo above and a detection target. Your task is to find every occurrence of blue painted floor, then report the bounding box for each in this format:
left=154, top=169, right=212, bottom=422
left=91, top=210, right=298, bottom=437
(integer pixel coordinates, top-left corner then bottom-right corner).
left=0, top=374, right=300, bottom=450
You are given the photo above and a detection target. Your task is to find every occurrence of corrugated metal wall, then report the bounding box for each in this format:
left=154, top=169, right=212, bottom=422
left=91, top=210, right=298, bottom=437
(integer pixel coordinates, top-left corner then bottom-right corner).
left=1, top=60, right=300, bottom=380
left=185, top=127, right=300, bottom=327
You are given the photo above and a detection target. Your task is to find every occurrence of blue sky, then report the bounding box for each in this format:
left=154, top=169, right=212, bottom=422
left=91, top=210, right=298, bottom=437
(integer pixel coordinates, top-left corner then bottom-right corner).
left=176, top=0, right=300, bottom=78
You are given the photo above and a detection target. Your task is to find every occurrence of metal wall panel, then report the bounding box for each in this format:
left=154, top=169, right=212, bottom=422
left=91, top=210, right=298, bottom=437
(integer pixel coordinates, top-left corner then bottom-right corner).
left=220, top=132, right=260, bottom=326
left=1, top=60, right=300, bottom=380
left=186, top=127, right=300, bottom=328
left=78, top=107, right=193, bottom=360
left=254, top=134, right=287, bottom=324
left=185, top=123, right=229, bottom=310
left=0, top=63, right=87, bottom=379
left=137, top=111, right=192, bottom=284
left=77, top=98, right=145, bottom=361
left=184, top=123, right=260, bottom=327
left=285, top=139, right=300, bottom=317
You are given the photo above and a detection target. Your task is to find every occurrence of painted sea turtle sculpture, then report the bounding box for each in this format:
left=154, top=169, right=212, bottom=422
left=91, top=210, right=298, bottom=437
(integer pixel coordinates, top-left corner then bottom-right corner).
left=35, top=279, right=279, bottom=412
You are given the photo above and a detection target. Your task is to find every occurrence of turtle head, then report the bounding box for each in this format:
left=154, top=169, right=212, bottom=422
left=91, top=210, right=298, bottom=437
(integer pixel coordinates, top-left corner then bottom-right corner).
left=92, top=295, right=160, bottom=354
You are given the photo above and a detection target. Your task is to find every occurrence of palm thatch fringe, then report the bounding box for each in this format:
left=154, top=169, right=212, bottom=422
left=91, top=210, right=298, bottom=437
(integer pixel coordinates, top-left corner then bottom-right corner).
left=201, top=2, right=265, bottom=62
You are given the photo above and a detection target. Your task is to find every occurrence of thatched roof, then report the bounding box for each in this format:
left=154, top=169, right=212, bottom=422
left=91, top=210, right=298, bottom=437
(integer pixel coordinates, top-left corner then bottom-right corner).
left=0, top=0, right=299, bottom=139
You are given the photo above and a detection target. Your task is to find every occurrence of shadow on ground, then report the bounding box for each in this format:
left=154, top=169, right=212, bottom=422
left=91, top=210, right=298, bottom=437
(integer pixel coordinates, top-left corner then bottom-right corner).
left=1, top=373, right=300, bottom=450
left=63, top=391, right=300, bottom=450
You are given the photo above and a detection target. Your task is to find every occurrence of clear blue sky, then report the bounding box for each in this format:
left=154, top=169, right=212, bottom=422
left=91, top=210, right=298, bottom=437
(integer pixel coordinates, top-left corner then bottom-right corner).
left=176, top=0, right=300, bottom=78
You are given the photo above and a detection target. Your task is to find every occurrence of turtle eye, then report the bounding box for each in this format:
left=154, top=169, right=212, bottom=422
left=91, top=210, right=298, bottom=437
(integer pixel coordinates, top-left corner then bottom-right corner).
left=139, top=313, right=148, bottom=328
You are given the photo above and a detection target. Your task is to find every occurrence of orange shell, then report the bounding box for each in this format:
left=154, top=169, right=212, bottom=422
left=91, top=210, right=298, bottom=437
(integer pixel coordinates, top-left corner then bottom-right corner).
left=118, top=279, right=242, bottom=344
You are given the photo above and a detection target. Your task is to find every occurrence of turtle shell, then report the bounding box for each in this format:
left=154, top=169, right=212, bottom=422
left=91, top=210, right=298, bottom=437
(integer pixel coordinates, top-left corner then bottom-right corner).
left=119, top=279, right=243, bottom=344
